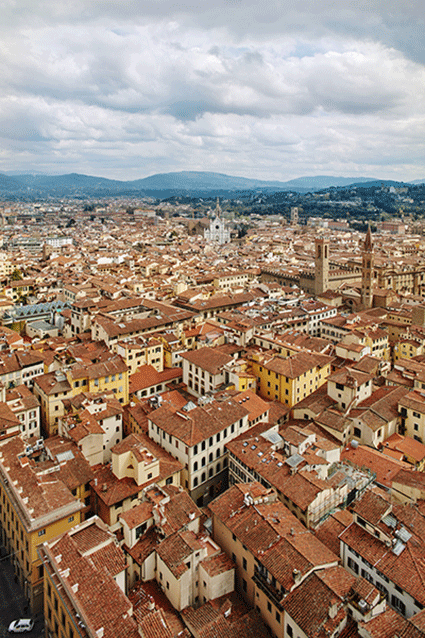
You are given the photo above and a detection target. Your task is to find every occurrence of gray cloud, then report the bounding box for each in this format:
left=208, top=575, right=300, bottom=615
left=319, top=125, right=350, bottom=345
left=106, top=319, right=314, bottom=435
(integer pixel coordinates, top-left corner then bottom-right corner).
left=0, top=0, right=424, bottom=180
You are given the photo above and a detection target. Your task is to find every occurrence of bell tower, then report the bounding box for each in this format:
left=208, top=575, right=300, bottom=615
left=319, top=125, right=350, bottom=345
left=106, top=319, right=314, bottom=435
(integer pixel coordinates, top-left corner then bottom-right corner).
left=315, top=237, right=329, bottom=296
left=361, top=226, right=374, bottom=309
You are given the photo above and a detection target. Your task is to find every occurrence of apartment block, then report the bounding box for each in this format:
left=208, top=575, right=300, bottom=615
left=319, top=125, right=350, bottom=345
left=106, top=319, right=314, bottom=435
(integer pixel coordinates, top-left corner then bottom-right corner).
left=209, top=482, right=339, bottom=637
left=0, top=436, right=83, bottom=612
left=39, top=516, right=138, bottom=638
left=250, top=350, right=333, bottom=406
left=148, top=396, right=249, bottom=506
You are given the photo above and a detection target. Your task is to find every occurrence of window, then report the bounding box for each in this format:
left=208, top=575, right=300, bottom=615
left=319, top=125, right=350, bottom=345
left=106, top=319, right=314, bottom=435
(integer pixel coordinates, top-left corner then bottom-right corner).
left=275, top=611, right=280, bottom=623
left=243, top=557, right=247, bottom=570
left=347, top=557, right=359, bottom=574
left=287, top=625, right=293, bottom=638
left=267, top=601, right=272, bottom=613
left=391, top=595, right=406, bottom=615
left=38, top=529, right=46, bottom=537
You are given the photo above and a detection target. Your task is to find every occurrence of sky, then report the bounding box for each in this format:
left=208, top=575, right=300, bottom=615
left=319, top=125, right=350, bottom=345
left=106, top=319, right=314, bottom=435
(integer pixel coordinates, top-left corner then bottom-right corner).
left=1, top=0, right=425, bottom=182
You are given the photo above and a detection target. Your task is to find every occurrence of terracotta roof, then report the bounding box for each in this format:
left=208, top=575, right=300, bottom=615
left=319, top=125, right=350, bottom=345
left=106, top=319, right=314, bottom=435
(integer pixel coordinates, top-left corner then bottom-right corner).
left=148, top=399, right=248, bottom=446
left=180, top=346, right=233, bottom=374
left=341, top=444, right=410, bottom=488
left=129, top=365, right=182, bottom=393
left=339, top=522, right=425, bottom=605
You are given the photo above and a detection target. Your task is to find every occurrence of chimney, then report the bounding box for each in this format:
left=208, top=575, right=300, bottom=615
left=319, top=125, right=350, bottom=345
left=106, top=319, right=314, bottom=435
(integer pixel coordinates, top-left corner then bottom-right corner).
left=293, top=568, right=301, bottom=584
left=147, top=596, right=155, bottom=611
left=328, top=602, right=338, bottom=619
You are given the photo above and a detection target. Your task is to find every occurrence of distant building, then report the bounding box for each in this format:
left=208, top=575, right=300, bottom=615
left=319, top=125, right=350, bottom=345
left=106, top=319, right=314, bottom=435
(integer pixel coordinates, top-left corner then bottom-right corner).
left=290, top=206, right=299, bottom=225
left=204, top=199, right=231, bottom=244
left=45, top=235, right=73, bottom=248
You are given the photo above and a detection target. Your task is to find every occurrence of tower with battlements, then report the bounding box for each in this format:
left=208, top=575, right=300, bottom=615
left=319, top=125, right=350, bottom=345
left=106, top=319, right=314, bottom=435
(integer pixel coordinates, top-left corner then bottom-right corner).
left=361, top=226, right=374, bottom=309
left=314, top=238, right=329, bottom=296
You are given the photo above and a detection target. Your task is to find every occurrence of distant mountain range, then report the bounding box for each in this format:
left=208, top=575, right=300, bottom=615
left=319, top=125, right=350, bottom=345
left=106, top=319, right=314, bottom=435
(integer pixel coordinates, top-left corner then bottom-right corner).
left=0, top=170, right=422, bottom=199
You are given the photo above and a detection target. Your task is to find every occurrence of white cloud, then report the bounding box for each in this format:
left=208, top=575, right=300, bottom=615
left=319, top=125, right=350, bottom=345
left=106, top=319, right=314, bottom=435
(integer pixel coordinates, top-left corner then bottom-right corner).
left=0, top=0, right=424, bottom=180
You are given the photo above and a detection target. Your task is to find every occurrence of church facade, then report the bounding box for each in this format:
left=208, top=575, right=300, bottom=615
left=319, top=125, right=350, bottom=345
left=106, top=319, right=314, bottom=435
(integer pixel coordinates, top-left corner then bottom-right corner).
left=204, top=200, right=231, bottom=244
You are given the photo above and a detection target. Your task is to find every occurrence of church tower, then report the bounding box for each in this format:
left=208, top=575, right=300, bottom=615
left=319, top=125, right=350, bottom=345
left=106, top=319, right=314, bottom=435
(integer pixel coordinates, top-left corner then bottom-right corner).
left=315, top=237, right=329, bottom=296
left=361, top=226, right=374, bottom=309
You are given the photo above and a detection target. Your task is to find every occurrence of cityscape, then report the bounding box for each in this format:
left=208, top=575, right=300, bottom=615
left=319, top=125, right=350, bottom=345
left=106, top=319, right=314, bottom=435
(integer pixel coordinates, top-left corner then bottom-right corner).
left=0, top=184, right=424, bottom=638
left=2, top=0, right=425, bottom=637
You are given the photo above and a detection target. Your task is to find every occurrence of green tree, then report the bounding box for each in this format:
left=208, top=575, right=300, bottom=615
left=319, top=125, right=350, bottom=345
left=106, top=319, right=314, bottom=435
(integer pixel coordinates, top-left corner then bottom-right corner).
left=10, top=268, right=23, bottom=281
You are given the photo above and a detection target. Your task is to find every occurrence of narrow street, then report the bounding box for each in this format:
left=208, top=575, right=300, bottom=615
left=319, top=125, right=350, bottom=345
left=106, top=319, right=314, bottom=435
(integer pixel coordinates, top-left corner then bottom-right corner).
left=0, top=546, right=44, bottom=638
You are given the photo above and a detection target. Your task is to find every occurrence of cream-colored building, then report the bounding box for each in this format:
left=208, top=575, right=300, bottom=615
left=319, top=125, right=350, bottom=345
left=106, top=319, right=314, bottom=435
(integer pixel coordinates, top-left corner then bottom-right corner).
left=326, top=367, right=373, bottom=412
left=91, top=433, right=183, bottom=527
left=148, top=397, right=249, bottom=506
left=399, top=390, right=425, bottom=443
left=209, top=482, right=339, bottom=637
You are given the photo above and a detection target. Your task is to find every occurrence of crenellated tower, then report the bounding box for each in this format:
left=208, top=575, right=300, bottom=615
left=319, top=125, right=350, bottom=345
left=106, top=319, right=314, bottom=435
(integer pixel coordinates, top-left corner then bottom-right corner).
left=361, top=226, right=374, bottom=309
left=314, top=237, right=329, bottom=296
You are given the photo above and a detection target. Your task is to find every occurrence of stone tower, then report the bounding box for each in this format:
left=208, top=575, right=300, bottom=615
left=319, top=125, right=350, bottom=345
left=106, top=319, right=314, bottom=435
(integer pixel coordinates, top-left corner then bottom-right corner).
left=315, top=237, right=329, bottom=296
left=361, top=226, right=374, bottom=309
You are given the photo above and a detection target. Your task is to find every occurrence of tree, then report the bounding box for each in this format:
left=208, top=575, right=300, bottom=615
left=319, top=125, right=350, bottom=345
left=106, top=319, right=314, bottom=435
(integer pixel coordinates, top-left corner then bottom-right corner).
left=10, top=268, right=23, bottom=281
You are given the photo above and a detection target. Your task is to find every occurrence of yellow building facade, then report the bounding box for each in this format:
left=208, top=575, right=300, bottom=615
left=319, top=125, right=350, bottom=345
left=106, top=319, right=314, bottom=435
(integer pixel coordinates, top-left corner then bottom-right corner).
left=250, top=351, right=333, bottom=407
left=0, top=436, right=83, bottom=612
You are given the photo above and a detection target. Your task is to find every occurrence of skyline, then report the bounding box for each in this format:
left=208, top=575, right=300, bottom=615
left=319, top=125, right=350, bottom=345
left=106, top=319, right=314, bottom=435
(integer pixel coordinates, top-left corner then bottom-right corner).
left=1, top=1, right=425, bottom=182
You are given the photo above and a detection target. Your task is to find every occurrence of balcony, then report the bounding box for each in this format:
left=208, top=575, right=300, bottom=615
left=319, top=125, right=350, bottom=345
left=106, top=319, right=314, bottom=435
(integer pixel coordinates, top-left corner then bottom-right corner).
left=253, top=568, right=283, bottom=609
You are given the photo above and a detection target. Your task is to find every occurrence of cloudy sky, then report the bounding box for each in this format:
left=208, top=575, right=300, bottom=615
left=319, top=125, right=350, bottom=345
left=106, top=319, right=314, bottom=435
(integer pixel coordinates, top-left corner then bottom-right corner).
left=1, top=0, right=424, bottom=181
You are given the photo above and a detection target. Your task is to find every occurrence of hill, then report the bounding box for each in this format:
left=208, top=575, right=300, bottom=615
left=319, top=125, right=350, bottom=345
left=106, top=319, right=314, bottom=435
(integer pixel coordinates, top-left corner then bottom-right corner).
left=0, top=170, right=403, bottom=199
